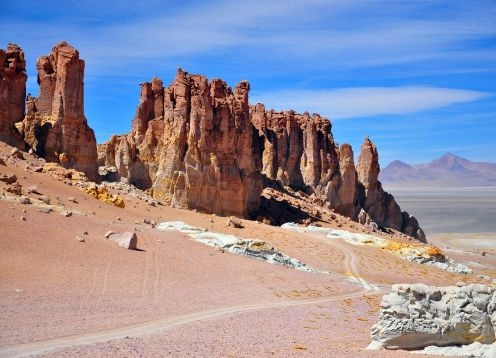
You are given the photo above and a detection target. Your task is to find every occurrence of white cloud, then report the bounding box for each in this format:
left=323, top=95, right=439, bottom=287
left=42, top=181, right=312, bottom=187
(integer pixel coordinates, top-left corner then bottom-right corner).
left=250, top=87, right=492, bottom=119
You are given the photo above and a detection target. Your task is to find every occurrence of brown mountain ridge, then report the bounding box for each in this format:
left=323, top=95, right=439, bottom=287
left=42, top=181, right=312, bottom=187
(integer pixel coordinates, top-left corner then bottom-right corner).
left=381, top=153, right=496, bottom=188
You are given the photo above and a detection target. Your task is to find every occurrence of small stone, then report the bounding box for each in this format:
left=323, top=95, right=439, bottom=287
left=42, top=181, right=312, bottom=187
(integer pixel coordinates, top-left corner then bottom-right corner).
left=33, top=166, right=43, bottom=173
left=75, top=236, right=85, bottom=243
left=39, top=207, right=53, bottom=214
left=39, top=195, right=50, bottom=204
left=67, top=196, right=77, bottom=203
left=227, top=216, right=243, bottom=228
left=20, top=216, right=26, bottom=221
left=19, top=196, right=31, bottom=205
left=116, top=217, right=121, bottom=221
left=27, top=185, right=40, bottom=194
left=82, top=231, right=88, bottom=235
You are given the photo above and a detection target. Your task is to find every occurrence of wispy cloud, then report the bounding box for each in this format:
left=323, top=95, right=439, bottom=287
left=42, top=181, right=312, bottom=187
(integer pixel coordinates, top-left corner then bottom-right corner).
left=251, top=87, right=492, bottom=119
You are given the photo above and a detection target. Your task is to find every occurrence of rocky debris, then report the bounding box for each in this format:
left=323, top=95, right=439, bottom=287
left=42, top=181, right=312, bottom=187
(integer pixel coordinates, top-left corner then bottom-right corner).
left=157, top=221, right=319, bottom=272
left=227, top=216, right=243, bottom=228
left=369, top=283, right=496, bottom=352
left=75, top=236, right=85, bottom=243
left=61, top=211, right=72, bottom=217
left=106, top=231, right=137, bottom=250
left=6, top=182, right=22, bottom=195
left=9, top=147, right=24, bottom=160
left=39, top=207, right=53, bottom=214
left=42, top=162, right=88, bottom=184
left=0, top=43, right=27, bottom=147
left=16, top=41, right=98, bottom=181
left=98, top=165, right=119, bottom=182
left=83, top=183, right=125, bottom=208
left=0, top=157, right=6, bottom=166
left=18, top=196, right=30, bottom=204
left=357, top=138, right=425, bottom=242
left=0, top=172, right=17, bottom=184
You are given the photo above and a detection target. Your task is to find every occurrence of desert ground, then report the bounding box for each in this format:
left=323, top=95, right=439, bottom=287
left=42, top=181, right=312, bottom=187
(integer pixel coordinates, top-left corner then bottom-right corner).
left=1, top=141, right=495, bottom=357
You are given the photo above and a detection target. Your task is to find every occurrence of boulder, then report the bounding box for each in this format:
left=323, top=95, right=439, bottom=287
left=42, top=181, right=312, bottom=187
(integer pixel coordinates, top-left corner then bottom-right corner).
left=370, top=283, right=496, bottom=350
left=106, top=231, right=137, bottom=250
left=227, top=216, right=243, bottom=228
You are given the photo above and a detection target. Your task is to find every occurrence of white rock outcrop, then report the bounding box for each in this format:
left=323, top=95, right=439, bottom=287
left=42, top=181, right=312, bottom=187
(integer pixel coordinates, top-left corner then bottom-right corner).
left=370, top=283, right=496, bottom=352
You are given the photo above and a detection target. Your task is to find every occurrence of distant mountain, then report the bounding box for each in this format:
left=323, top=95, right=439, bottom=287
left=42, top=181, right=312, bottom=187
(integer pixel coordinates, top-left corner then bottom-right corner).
left=380, top=153, right=496, bottom=187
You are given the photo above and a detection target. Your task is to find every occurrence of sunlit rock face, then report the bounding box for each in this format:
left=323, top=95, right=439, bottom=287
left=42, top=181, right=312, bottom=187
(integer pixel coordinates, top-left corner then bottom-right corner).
left=18, top=41, right=98, bottom=181
left=99, top=69, right=263, bottom=217
left=0, top=43, right=27, bottom=147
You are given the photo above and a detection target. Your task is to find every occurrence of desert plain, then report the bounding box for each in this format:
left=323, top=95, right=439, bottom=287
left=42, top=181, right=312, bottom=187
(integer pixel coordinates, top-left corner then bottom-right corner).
left=1, top=141, right=495, bottom=358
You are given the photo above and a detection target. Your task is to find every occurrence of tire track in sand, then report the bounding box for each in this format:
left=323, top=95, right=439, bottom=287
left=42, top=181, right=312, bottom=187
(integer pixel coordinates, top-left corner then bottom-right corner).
left=0, top=229, right=382, bottom=358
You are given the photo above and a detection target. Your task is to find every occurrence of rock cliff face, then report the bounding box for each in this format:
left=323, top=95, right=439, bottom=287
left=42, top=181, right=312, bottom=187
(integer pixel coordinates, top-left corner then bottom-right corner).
left=99, top=69, right=424, bottom=240
left=357, top=137, right=425, bottom=241
left=0, top=43, right=27, bottom=147
left=250, top=105, right=360, bottom=219
left=17, top=41, right=98, bottom=181
left=98, top=69, right=262, bottom=217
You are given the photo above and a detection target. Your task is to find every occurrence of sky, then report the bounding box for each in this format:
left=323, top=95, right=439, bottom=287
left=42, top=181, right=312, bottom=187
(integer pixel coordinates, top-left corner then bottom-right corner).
left=1, top=0, right=495, bottom=166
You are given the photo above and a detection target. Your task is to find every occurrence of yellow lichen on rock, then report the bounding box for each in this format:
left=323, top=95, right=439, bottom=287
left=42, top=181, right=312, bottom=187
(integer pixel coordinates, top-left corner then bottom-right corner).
left=84, top=184, right=125, bottom=208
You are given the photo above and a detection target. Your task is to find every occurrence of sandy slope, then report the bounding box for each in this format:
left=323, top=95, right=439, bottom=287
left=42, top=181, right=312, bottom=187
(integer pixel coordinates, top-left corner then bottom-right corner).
left=1, top=142, right=494, bottom=357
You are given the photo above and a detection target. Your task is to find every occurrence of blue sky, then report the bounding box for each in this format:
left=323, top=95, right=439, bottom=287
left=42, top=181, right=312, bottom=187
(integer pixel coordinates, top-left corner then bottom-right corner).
left=1, top=0, right=495, bottom=166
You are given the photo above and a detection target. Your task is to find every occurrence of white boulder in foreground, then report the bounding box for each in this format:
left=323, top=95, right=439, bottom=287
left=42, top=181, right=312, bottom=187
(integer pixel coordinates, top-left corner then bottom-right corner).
left=370, top=283, right=496, bottom=354
left=105, top=231, right=137, bottom=250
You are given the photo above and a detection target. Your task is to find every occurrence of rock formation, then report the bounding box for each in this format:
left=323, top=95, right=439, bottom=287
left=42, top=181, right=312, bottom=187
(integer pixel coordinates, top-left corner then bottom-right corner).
left=99, top=69, right=424, bottom=241
left=370, top=283, right=496, bottom=350
left=0, top=43, right=27, bottom=147
left=250, top=105, right=358, bottom=218
left=98, top=69, right=263, bottom=217
left=357, top=137, right=425, bottom=242
left=16, top=41, right=98, bottom=181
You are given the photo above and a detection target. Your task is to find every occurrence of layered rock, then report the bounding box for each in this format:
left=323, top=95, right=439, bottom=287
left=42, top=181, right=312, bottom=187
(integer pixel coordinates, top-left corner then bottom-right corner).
left=0, top=43, right=27, bottom=147
left=99, top=69, right=424, bottom=240
left=17, top=41, right=98, bottom=181
left=98, top=69, right=263, bottom=217
left=357, top=137, right=425, bottom=242
left=251, top=105, right=358, bottom=218
left=370, top=283, right=496, bottom=350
